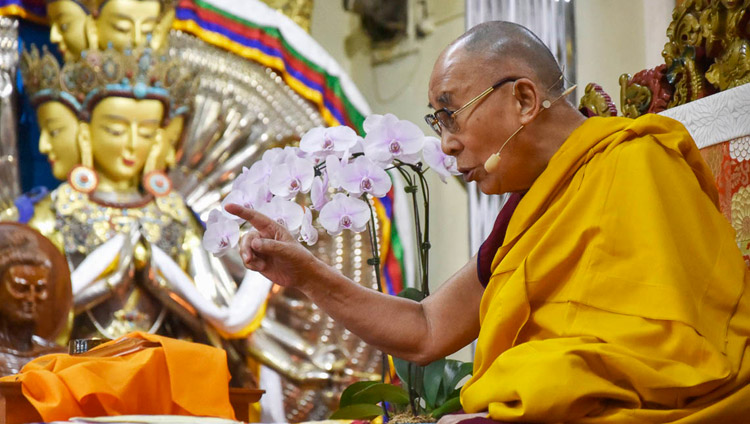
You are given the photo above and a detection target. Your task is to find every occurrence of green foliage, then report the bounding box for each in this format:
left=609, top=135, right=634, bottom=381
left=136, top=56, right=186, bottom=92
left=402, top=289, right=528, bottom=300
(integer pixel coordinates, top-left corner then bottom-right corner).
left=339, top=381, right=380, bottom=407
left=430, top=397, right=462, bottom=419
left=339, top=382, right=411, bottom=407
left=330, top=404, right=387, bottom=420
left=329, top=288, right=473, bottom=421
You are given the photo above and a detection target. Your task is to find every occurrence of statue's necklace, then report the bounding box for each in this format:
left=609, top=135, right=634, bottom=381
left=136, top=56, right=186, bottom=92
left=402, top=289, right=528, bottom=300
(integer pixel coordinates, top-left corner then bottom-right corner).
left=89, top=190, right=155, bottom=209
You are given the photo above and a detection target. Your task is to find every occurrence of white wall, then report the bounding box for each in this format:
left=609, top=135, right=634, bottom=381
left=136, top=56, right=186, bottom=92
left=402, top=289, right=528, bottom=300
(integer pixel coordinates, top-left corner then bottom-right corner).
left=311, top=1, right=470, bottom=295
left=575, top=0, right=674, bottom=109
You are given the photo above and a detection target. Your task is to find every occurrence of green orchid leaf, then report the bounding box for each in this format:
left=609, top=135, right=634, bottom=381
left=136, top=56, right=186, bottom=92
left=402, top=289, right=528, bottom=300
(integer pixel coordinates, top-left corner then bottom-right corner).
left=350, top=382, right=411, bottom=405
left=397, top=287, right=425, bottom=301
left=393, top=357, right=420, bottom=394
left=423, top=358, right=446, bottom=408
left=430, top=396, right=463, bottom=419
left=339, top=381, right=380, bottom=407
left=443, top=360, right=474, bottom=394
left=330, top=403, right=385, bottom=420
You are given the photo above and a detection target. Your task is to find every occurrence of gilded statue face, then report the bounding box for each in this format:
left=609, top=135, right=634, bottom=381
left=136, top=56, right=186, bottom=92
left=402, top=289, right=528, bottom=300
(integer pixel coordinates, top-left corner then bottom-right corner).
left=37, top=101, right=80, bottom=180
left=47, top=0, right=89, bottom=61
left=0, top=264, right=49, bottom=324
left=95, top=0, right=161, bottom=50
left=87, top=97, right=164, bottom=185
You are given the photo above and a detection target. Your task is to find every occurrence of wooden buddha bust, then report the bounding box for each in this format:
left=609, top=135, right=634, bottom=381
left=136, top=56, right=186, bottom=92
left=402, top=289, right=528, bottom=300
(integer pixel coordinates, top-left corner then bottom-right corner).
left=0, top=223, right=71, bottom=376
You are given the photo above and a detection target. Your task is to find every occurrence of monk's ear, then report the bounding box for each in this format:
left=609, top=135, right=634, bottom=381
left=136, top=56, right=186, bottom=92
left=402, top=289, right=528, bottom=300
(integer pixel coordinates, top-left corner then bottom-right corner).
left=511, top=78, right=542, bottom=126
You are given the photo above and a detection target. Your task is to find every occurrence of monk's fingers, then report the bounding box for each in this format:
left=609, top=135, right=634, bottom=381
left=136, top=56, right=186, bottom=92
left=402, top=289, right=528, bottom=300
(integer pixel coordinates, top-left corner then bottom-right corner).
left=239, top=231, right=294, bottom=269
left=239, top=231, right=263, bottom=266
left=248, top=237, right=293, bottom=259
left=225, top=204, right=281, bottom=238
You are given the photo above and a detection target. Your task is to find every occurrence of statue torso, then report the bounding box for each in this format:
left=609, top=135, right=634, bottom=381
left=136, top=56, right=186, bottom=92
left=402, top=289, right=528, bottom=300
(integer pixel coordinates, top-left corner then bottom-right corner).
left=30, top=183, right=200, bottom=340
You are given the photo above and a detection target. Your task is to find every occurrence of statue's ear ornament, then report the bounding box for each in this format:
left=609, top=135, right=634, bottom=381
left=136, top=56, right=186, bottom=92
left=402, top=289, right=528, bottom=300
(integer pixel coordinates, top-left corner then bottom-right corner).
left=142, top=170, right=172, bottom=197
left=68, top=165, right=99, bottom=194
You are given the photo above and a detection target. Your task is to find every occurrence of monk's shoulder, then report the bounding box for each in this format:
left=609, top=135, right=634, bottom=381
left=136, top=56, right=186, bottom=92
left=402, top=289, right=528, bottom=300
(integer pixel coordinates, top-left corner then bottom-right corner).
left=605, top=130, right=685, bottom=170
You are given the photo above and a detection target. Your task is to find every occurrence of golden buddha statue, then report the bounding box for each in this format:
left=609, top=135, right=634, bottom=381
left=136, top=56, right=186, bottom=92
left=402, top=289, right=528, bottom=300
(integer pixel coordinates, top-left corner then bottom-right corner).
left=47, top=0, right=172, bottom=62
left=20, top=45, right=82, bottom=181
left=6, top=0, right=383, bottom=416
left=37, top=101, right=80, bottom=180
left=16, top=44, right=270, bottom=392
left=47, top=0, right=90, bottom=61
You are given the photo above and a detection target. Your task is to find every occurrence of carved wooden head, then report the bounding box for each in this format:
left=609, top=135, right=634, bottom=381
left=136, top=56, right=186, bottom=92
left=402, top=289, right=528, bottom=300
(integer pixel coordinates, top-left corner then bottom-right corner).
left=0, top=223, right=72, bottom=340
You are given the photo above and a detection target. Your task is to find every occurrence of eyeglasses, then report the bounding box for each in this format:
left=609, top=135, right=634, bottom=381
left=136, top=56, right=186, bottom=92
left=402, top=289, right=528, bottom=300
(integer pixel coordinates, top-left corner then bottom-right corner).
left=424, top=77, right=519, bottom=136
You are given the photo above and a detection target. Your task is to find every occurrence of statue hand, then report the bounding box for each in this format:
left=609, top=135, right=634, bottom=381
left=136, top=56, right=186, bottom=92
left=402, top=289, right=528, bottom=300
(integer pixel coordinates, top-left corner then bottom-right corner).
left=225, top=204, right=321, bottom=290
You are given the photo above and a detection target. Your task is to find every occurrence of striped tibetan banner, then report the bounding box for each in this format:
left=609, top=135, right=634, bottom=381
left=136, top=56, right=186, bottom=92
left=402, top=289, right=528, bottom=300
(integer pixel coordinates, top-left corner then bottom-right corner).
left=0, top=0, right=368, bottom=134
left=173, top=0, right=366, bottom=133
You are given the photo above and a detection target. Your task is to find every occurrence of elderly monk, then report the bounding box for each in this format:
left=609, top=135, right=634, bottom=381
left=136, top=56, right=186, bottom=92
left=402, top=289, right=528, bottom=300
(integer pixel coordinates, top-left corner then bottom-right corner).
left=226, top=21, right=750, bottom=423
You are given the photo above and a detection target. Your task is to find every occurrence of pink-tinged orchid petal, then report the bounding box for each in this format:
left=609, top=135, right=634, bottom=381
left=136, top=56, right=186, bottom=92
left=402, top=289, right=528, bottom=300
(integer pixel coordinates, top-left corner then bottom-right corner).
left=300, top=127, right=326, bottom=151
left=422, top=136, right=461, bottom=183
left=311, top=171, right=330, bottom=210
left=221, top=184, right=269, bottom=222
left=325, top=155, right=345, bottom=190
left=363, top=115, right=425, bottom=165
left=258, top=197, right=304, bottom=235
left=339, top=156, right=392, bottom=197
left=231, top=166, right=251, bottom=191
left=221, top=191, right=250, bottom=223
left=341, top=136, right=365, bottom=163
left=262, top=147, right=293, bottom=165
left=318, top=193, right=371, bottom=235
left=236, top=163, right=273, bottom=203
left=300, top=125, right=358, bottom=159
left=246, top=160, right=272, bottom=186
left=269, top=156, right=315, bottom=200
left=363, top=113, right=399, bottom=134
left=285, top=145, right=307, bottom=160
left=203, top=209, right=240, bottom=257
left=299, top=208, right=319, bottom=245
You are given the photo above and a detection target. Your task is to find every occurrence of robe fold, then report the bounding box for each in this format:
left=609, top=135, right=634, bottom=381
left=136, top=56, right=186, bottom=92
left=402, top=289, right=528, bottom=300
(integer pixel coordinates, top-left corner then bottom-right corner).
left=461, top=115, right=750, bottom=423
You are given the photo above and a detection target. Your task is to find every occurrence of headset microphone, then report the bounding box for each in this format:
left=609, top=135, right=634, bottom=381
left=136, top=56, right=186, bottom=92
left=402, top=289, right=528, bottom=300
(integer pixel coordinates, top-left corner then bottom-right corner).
left=484, top=84, right=577, bottom=174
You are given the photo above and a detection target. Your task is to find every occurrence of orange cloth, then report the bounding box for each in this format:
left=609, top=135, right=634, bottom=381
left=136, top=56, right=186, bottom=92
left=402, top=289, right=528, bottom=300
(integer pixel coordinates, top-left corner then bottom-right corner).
left=0, top=332, right=235, bottom=421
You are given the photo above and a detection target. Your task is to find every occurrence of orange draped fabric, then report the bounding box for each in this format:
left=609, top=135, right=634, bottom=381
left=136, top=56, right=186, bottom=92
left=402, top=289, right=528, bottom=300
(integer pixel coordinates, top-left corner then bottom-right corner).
left=0, top=332, right=235, bottom=421
left=461, top=115, right=750, bottom=422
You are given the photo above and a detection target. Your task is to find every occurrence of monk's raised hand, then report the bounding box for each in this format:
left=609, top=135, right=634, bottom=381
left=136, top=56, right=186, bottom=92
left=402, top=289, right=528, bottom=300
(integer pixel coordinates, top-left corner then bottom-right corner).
left=225, top=203, right=320, bottom=289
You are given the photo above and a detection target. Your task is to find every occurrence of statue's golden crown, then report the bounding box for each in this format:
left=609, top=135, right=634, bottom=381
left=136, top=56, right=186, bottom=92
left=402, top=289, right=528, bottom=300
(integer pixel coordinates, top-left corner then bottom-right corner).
left=20, top=45, right=81, bottom=111
left=21, top=44, right=195, bottom=122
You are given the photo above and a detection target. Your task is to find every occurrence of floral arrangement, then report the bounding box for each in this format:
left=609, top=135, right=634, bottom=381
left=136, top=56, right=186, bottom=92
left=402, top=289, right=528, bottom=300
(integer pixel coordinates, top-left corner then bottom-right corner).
left=202, top=113, right=468, bottom=421
left=202, top=113, right=459, bottom=256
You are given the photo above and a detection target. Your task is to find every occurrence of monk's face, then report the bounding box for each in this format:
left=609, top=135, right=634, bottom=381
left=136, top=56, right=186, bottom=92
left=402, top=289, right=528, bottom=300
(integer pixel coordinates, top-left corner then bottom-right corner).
left=428, top=46, right=532, bottom=195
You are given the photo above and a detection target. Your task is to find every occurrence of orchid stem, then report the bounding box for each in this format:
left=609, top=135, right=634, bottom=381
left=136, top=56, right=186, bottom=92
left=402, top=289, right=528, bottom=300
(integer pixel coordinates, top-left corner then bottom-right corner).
left=415, top=168, right=431, bottom=297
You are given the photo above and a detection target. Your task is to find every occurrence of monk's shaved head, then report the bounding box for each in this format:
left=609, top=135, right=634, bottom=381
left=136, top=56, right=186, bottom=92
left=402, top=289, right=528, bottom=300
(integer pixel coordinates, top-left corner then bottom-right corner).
left=452, top=21, right=563, bottom=95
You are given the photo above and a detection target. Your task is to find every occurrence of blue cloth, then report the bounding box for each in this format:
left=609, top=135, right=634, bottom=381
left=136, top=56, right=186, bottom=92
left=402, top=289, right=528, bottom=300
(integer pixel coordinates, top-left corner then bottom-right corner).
left=14, top=185, right=48, bottom=223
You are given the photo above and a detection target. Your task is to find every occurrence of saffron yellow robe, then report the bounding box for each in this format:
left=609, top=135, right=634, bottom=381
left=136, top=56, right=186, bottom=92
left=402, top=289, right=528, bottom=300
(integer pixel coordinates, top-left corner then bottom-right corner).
left=461, top=115, right=750, bottom=423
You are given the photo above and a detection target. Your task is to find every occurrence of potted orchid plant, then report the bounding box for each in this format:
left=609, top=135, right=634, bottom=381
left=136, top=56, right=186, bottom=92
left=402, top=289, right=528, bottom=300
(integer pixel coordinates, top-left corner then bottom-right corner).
left=202, top=113, right=470, bottom=422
